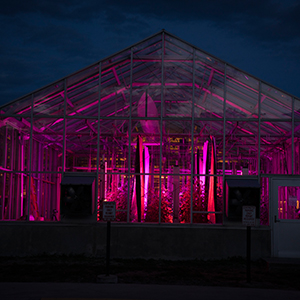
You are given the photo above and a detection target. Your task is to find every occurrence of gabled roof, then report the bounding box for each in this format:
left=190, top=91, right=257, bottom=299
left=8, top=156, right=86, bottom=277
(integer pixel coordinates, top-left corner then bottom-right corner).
left=1, top=30, right=299, bottom=158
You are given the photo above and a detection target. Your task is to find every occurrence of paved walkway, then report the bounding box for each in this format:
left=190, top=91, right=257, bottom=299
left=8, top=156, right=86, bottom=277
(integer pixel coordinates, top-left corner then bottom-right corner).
left=1, top=282, right=300, bottom=300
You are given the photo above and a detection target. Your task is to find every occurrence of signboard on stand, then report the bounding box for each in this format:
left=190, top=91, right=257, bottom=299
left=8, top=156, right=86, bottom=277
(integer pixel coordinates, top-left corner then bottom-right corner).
left=103, top=201, right=116, bottom=221
left=242, top=206, right=256, bottom=227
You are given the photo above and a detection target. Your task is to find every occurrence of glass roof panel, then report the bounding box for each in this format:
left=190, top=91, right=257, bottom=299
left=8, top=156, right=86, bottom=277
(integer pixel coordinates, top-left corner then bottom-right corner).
left=102, top=48, right=131, bottom=72
left=195, top=49, right=225, bottom=75
left=194, top=51, right=225, bottom=119
left=131, top=36, right=162, bottom=118
left=66, top=65, right=99, bottom=117
left=132, top=33, right=162, bottom=56
left=261, top=83, right=292, bottom=119
left=226, top=65, right=259, bottom=119
left=225, top=121, right=258, bottom=160
left=294, top=98, right=300, bottom=120
left=165, top=34, right=193, bottom=56
left=260, top=121, right=292, bottom=165
left=33, top=80, right=64, bottom=116
left=1, top=95, right=32, bottom=116
left=100, top=48, right=133, bottom=117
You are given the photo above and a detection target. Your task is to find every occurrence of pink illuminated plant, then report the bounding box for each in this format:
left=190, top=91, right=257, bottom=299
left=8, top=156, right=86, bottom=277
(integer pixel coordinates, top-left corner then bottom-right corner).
left=145, top=187, right=173, bottom=223
left=106, top=183, right=127, bottom=222
left=179, top=179, right=208, bottom=223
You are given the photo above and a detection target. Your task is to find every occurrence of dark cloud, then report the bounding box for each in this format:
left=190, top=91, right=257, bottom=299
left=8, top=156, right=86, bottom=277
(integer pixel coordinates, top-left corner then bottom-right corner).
left=0, top=0, right=300, bottom=107
left=2, top=1, right=299, bottom=43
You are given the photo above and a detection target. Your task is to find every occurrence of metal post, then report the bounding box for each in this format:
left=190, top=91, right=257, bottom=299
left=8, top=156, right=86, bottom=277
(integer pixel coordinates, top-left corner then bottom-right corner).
left=246, top=225, right=251, bottom=283
left=159, top=31, right=165, bottom=224
left=292, top=96, right=295, bottom=174
left=190, top=48, right=196, bottom=224
left=127, top=48, right=133, bottom=223
left=222, top=64, right=227, bottom=222
left=27, top=94, right=34, bottom=220
left=258, top=81, right=261, bottom=178
left=96, top=62, right=102, bottom=221
left=106, top=220, right=111, bottom=276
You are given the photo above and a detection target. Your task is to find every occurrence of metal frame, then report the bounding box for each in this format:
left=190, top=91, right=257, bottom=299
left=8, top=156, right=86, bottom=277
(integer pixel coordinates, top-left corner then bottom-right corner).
left=0, top=30, right=299, bottom=225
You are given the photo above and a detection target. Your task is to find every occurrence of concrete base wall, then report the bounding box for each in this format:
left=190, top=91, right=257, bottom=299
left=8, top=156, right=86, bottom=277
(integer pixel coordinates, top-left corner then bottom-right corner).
left=0, top=223, right=271, bottom=260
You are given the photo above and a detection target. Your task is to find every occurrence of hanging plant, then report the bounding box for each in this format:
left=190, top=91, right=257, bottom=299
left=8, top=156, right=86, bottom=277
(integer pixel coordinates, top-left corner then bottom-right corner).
left=106, top=183, right=128, bottom=222
left=179, top=179, right=207, bottom=223
left=145, top=187, right=173, bottom=223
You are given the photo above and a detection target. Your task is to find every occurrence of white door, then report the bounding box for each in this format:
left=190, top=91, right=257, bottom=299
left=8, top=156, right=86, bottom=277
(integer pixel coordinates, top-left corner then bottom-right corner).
left=271, top=178, right=300, bottom=258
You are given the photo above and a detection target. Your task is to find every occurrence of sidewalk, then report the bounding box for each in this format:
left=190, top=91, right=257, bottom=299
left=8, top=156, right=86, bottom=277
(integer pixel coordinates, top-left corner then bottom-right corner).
left=1, top=282, right=300, bottom=300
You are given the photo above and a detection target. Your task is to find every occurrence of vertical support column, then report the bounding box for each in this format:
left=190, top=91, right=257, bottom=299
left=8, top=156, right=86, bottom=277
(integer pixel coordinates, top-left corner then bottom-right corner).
left=190, top=48, right=196, bottom=224
left=8, top=129, right=14, bottom=219
left=292, top=96, right=295, bottom=175
left=62, top=79, right=67, bottom=175
left=37, top=143, right=42, bottom=217
left=96, top=62, right=102, bottom=221
left=49, top=147, right=53, bottom=215
left=20, top=138, right=24, bottom=218
left=159, top=31, right=165, bottom=224
left=173, top=165, right=180, bottom=223
left=258, top=81, right=261, bottom=178
left=27, top=93, right=34, bottom=220
left=16, top=141, right=21, bottom=219
left=222, top=64, right=227, bottom=223
left=2, top=127, right=7, bottom=220
left=127, top=48, right=133, bottom=223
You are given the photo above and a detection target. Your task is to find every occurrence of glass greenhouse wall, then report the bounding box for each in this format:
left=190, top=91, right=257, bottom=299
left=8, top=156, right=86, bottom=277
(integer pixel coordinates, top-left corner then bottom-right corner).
left=1, top=30, right=299, bottom=224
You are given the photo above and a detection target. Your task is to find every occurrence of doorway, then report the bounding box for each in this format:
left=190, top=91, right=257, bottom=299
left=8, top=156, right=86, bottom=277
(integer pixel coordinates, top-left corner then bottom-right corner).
left=271, top=178, right=300, bottom=258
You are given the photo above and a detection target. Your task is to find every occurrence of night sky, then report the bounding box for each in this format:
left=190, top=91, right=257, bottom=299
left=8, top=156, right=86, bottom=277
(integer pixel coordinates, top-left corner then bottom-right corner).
left=1, top=0, right=300, bottom=107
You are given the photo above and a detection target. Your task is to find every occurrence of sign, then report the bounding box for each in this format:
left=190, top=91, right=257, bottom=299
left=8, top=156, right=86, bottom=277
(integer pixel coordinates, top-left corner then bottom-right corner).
left=242, top=206, right=256, bottom=226
left=103, top=201, right=116, bottom=221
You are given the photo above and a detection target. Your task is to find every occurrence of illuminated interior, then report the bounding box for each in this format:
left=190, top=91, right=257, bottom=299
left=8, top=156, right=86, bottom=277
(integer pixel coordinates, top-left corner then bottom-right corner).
left=1, top=30, right=299, bottom=224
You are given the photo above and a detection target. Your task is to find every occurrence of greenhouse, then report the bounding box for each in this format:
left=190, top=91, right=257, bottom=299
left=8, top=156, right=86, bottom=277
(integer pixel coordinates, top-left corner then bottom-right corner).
left=1, top=30, right=300, bottom=258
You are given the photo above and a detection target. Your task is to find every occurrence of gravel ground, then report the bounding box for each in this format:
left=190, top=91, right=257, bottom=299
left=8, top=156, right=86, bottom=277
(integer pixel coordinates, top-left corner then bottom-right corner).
left=0, top=256, right=299, bottom=290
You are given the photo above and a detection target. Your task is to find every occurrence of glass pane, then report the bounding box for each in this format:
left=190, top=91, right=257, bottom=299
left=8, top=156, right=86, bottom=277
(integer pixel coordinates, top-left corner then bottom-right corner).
left=1, top=172, right=29, bottom=220
left=226, top=65, right=259, bottom=118
left=32, top=117, right=63, bottom=172
left=0, top=119, right=31, bottom=172
left=104, top=172, right=128, bottom=223
left=177, top=175, right=223, bottom=224
left=33, top=81, right=64, bottom=116
left=261, top=83, right=292, bottom=119
left=260, top=122, right=292, bottom=174
left=102, top=49, right=131, bottom=70
left=163, top=120, right=192, bottom=174
left=30, top=173, right=60, bottom=221
left=1, top=95, right=32, bottom=115
left=278, top=186, right=300, bottom=220
left=294, top=98, right=300, bottom=120
left=165, top=34, right=193, bottom=56
left=225, top=121, right=258, bottom=175
left=294, top=121, right=300, bottom=174
left=194, top=50, right=225, bottom=119
left=133, top=33, right=162, bottom=56
left=65, top=118, right=98, bottom=172
left=100, top=50, right=131, bottom=118
left=164, top=55, right=193, bottom=118
left=100, top=64, right=130, bottom=117
left=67, top=65, right=99, bottom=117
left=194, top=121, right=224, bottom=175
left=260, top=177, right=269, bottom=225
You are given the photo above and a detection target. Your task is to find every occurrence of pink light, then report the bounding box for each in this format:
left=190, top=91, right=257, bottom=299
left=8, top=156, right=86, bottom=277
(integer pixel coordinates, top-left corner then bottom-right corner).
left=107, top=105, right=130, bottom=117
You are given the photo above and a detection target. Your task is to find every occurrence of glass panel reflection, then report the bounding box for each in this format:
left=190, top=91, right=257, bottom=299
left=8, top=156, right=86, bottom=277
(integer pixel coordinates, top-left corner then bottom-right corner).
left=278, top=186, right=300, bottom=220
